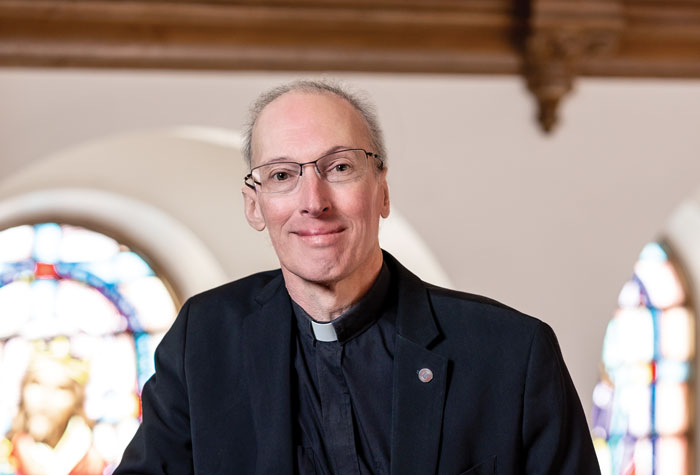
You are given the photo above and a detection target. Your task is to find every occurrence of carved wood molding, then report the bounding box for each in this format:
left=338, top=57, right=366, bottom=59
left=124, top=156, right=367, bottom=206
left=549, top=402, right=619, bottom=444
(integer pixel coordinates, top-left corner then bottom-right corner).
left=1, top=0, right=699, bottom=131
left=524, top=0, right=623, bottom=132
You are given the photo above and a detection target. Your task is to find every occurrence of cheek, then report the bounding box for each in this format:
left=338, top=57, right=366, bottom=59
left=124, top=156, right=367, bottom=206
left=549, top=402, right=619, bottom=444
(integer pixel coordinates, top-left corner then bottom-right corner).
left=358, top=187, right=385, bottom=223
left=346, top=199, right=382, bottom=239
left=260, top=199, right=292, bottom=230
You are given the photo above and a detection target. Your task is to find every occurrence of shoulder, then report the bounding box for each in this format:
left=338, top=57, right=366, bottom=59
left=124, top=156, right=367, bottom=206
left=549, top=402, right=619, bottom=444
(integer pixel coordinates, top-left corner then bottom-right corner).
left=159, top=269, right=284, bottom=356
left=384, top=250, right=549, bottom=346
left=426, top=282, right=544, bottom=332
left=184, top=268, right=283, bottom=317
left=421, top=282, right=553, bottom=356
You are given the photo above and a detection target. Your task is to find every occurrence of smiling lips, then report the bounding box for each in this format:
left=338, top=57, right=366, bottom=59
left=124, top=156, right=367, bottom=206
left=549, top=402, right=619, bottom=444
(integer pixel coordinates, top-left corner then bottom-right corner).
left=293, top=226, right=346, bottom=245
left=294, top=226, right=345, bottom=237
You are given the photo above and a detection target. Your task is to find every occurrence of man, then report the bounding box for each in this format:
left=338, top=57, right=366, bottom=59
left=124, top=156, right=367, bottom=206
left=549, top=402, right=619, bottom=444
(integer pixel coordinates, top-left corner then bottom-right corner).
left=116, top=80, right=600, bottom=474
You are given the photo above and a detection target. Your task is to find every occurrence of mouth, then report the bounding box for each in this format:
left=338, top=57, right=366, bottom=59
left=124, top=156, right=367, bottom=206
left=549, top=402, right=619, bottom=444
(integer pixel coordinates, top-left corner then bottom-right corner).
left=294, top=226, right=345, bottom=237
left=292, top=226, right=346, bottom=246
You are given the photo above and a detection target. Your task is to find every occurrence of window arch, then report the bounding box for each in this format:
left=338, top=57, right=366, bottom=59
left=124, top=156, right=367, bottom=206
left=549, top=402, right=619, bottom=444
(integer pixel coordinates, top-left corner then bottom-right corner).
left=0, top=223, right=177, bottom=474
left=592, top=242, right=694, bottom=475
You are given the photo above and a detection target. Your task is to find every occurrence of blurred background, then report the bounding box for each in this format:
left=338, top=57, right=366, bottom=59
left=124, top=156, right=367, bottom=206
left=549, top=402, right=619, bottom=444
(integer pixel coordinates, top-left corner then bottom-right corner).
left=1, top=1, right=700, bottom=474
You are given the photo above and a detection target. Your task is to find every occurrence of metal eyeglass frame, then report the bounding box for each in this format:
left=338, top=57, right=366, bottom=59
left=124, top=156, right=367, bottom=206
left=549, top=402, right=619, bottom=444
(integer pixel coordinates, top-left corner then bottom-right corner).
left=244, top=148, right=384, bottom=192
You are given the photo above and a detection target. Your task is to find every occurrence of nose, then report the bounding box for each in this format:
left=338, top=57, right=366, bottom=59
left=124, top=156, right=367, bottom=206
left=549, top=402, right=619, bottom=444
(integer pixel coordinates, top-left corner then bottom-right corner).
left=297, top=164, right=330, bottom=216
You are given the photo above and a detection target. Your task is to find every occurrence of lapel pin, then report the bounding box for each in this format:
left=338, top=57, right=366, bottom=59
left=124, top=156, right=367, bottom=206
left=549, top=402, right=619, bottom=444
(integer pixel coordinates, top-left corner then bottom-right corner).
left=418, top=368, right=433, bottom=383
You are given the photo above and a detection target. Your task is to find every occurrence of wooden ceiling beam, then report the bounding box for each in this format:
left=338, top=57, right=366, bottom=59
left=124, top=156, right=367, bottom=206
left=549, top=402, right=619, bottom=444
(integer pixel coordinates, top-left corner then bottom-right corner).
left=0, top=1, right=522, bottom=71
left=1, top=0, right=699, bottom=132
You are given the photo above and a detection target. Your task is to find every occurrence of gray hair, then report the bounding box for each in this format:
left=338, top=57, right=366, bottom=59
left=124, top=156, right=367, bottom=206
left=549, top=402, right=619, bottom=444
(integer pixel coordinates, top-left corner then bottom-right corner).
left=242, top=79, right=386, bottom=169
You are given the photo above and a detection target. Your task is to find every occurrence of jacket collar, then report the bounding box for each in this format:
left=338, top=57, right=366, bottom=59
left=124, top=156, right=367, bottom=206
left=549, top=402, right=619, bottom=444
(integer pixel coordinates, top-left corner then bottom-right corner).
left=383, top=250, right=441, bottom=348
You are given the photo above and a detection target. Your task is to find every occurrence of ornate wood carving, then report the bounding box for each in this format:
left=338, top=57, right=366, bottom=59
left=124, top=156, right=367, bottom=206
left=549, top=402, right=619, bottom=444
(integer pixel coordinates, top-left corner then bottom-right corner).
left=524, top=1, right=623, bottom=132
left=1, top=0, right=700, bottom=132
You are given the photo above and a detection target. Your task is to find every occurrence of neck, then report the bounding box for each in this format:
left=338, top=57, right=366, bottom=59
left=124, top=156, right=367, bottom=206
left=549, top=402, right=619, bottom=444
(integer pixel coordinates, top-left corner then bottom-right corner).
left=283, top=249, right=384, bottom=322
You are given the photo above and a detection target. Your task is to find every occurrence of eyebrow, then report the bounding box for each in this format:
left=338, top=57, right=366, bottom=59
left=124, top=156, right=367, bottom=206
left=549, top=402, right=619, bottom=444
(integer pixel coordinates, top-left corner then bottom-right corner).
left=260, top=145, right=354, bottom=165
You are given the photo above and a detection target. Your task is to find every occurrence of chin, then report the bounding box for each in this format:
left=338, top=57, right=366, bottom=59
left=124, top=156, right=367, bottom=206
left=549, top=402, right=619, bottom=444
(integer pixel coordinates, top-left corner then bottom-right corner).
left=282, top=258, right=348, bottom=286
left=296, top=266, right=345, bottom=286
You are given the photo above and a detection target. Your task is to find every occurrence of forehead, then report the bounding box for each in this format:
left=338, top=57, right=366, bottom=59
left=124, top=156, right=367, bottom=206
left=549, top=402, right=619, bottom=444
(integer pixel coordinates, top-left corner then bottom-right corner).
left=251, top=91, right=371, bottom=165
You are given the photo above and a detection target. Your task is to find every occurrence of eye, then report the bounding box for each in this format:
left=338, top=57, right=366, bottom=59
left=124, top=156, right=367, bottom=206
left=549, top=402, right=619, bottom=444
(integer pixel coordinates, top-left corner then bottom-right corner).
left=263, top=163, right=298, bottom=182
left=326, top=160, right=354, bottom=175
left=272, top=171, right=291, bottom=182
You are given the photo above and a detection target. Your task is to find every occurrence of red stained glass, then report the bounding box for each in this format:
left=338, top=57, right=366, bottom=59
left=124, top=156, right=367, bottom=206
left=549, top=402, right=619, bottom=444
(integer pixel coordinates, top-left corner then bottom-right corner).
left=34, top=262, right=59, bottom=279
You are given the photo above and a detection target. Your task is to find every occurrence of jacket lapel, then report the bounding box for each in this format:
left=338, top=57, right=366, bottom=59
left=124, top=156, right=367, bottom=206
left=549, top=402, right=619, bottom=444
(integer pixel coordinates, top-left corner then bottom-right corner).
left=387, top=253, right=448, bottom=475
left=242, top=274, right=295, bottom=475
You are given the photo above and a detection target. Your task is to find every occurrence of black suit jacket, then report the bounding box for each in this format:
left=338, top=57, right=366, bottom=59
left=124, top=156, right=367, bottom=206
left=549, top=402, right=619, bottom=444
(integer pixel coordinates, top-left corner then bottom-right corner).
left=116, top=252, right=600, bottom=474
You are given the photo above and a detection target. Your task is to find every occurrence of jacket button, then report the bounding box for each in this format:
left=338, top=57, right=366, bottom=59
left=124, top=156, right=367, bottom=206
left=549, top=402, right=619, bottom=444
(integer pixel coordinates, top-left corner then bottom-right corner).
left=418, top=368, right=433, bottom=383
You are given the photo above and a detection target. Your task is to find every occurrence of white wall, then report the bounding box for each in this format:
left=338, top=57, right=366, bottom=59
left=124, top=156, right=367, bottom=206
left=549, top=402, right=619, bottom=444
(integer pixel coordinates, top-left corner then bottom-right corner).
left=0, top=128, right=452, bottom=297
left=2, top=68, right=700, bottom=425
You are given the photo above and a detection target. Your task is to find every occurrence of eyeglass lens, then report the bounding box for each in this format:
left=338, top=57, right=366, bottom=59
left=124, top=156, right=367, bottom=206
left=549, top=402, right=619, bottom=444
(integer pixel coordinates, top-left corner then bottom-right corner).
left=252, top=149, right=369, bottom=193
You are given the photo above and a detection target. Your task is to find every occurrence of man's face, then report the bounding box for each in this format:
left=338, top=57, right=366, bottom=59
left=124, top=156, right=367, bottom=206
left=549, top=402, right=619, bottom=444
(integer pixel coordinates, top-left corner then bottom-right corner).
left=243, top=91, right=390, bottom=288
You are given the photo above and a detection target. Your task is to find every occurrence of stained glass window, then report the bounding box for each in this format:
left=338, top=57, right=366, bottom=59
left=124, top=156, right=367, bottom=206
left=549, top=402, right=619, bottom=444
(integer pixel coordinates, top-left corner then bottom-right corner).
left=592, top=242, right=694, bottom=475
left=0, top=223, right=177, bottom=475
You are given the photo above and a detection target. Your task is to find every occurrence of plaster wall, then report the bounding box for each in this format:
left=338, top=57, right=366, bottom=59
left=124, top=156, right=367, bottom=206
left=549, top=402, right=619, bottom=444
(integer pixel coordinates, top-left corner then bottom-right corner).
left=2, top=69, right=700, bottom=427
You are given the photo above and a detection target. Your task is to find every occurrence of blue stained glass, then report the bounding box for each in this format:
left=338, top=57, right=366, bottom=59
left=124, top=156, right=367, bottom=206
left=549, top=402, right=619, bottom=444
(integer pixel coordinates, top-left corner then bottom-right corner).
left=134, top=332, right=157, bottom=391
left=32, top=223, right=62, bottom=264
left=0, top=262, right=33, bottom=286
left=81, top=252, right=153, bottom=284
left=656, top=360, right=690, bottom=383
left=639, top=242, right=668, bottom=262
left=651, top=307, right=661, bottom=360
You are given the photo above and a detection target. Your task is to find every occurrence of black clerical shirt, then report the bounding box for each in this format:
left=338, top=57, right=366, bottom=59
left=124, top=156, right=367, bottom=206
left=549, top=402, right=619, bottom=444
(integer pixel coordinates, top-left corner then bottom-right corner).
left=291, top=263, right=395, bottom=475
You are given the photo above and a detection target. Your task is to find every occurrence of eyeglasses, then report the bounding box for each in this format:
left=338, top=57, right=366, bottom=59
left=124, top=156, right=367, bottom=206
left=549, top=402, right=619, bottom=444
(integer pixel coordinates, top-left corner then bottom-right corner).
left=244, top=148, right=384, bottom=194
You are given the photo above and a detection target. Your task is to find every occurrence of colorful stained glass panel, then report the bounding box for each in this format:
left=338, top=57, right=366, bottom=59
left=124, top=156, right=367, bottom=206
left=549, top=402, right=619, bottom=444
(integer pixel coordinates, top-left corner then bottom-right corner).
left=0, top=223, right=178, bottom=475
left=592, top=241, right=694, bottom=475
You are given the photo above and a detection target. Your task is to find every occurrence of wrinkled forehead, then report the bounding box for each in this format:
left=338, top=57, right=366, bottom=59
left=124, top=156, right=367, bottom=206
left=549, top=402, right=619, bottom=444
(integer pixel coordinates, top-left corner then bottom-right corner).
left=251, top=91, right=372, bottom=166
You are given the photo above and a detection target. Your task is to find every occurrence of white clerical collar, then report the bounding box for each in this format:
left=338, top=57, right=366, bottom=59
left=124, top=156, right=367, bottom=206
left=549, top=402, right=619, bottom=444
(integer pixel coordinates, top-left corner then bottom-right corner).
left=291, top=262, right=390, bottom=344
left=310, top=320, right=338, bottom=342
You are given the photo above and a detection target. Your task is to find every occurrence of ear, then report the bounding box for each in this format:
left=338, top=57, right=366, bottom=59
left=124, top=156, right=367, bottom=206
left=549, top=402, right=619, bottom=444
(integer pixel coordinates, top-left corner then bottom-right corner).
left=379, top=171, right=390, bottom=219
left=242, top=186, right=266, bottom=231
